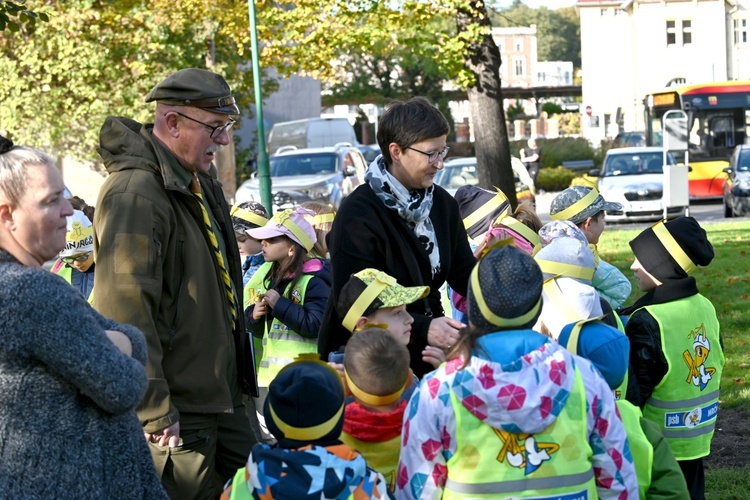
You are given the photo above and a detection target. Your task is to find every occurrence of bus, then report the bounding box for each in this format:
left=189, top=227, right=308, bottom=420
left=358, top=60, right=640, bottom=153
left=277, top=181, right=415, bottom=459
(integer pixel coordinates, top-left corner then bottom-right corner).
left=644, top=81, right=750, bottom=199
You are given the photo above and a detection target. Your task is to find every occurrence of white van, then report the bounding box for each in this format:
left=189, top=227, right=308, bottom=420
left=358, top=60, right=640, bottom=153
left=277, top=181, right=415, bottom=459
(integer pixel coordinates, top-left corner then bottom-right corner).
left=267, top=118, right=357, bottom=155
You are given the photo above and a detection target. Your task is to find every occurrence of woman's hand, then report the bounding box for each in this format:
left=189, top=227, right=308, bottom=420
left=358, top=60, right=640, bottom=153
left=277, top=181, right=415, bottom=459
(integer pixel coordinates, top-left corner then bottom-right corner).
left=422, top=346, right=446, bottom=369
left=427, top=316, right=464, bottom=351
left=105, top=329, right=133, bottom=357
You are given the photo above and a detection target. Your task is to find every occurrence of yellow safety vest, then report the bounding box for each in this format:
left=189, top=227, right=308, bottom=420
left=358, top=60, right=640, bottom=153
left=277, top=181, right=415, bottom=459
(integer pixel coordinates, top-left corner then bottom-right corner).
left=636, top=294, right=724, bottom=461
left=51, top=260, right=95, bottom=305
left=340, top=432, right=400, bottom=493
left=443, top=367, right=596, bottom=499
left=617, top=400, right=654, bottom=500
left=244, top=262, right=316, bottom=387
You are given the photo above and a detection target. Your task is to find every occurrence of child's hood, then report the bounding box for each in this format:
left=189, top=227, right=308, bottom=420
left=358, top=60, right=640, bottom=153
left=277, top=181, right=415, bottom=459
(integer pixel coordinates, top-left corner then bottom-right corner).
left=302, top=258, right=332, bottom=286
left=435, top=337, right=579, bottom=435
left=244, top=443, right=388, bottom=499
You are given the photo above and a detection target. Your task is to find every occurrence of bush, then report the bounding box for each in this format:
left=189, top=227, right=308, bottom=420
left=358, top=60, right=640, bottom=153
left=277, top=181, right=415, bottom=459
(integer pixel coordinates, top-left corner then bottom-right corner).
left=539, top=137, right=597, bottom=169
left=536, top=166, right=577, bottom=192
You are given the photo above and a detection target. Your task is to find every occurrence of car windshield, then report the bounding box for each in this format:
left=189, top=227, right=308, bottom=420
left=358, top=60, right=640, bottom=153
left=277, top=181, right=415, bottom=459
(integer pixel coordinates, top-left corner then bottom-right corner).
left=602, top=152, right=674, bottom=177
left=435, top=164, right=479, bottom=189
left=738, top=150, right=750, bottom=172
left=270, top=153, right=338, bottom=177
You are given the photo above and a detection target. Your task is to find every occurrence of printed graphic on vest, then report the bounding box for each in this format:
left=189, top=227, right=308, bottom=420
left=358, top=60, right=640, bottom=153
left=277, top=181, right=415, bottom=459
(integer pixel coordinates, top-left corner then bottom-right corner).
left=665, top=402, right=718, bottom=429
left=682, top=323, right=716, bottom=391
left=493, top=429, right=560, bottom=474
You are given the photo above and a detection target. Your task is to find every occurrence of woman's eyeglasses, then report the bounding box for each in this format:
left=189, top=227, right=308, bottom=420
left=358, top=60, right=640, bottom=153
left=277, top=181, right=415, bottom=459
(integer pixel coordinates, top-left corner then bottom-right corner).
left=62, top=252, right=91, bottom=265
left=406, top=145, right=450, bottom=164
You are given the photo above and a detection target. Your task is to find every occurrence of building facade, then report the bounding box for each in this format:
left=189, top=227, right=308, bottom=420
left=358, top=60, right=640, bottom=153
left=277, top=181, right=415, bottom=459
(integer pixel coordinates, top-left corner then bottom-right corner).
left=577, top=0, right=749, bottom=142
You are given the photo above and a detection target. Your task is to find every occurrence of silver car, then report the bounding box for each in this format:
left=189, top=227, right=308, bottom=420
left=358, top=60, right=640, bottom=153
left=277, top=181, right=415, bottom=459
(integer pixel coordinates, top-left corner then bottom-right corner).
left=722, top=144, right=750, bottom=217
left=235, top=143, right=367, bottom=210
left=593, top=147, right=686, bottom=223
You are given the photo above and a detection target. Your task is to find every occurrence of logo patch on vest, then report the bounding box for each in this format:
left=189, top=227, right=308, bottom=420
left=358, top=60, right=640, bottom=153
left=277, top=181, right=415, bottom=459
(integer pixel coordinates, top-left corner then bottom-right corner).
left=664, top=402, right=718, bottom=429
left=682, top=323, right=716, bottom=391
left=493, top=429, right=560, bottom=474
left=291, top=287, right=302, bottom=304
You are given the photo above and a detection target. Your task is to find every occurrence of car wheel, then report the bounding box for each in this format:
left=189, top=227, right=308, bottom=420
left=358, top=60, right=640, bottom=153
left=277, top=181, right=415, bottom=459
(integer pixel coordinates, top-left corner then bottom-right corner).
left=724, top=198, right=733, bottom=218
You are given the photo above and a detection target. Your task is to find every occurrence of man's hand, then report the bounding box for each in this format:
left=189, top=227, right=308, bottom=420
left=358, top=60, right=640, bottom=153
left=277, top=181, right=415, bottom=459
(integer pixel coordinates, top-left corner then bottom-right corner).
left=145, top=421, right=180, bottom=448
left=427, top=316, right=464, bottom=351
left=105, top=329, right=133, bottom=357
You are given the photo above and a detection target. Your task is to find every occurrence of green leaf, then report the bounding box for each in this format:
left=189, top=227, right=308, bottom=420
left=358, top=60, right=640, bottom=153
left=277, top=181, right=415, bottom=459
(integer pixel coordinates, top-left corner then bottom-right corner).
left=39, top=12, right=49, bottom=22
left=7, top=21, right=19, bottom=32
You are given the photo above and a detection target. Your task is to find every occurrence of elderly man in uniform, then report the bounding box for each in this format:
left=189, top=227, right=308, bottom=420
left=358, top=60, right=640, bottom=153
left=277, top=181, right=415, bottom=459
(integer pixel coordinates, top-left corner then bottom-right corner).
left=94, top=68, right=258, bottom=498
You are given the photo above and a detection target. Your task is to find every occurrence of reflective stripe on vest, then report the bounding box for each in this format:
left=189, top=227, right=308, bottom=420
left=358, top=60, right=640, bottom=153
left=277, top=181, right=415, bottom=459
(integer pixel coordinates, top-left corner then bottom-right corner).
left=444, top=366, right=596, bottom=499
left=636, top=295, right=724, bottom=460
left=245, top=262, right=316, bottom=387
left=616, top=400, right=653, bottom=500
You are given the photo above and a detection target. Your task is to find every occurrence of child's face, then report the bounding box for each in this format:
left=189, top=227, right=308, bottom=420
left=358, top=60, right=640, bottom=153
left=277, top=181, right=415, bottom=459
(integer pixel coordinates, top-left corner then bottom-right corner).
left=236, top=232, right=262, bottom=258
left=631, top=257, right=661, bottom=291
left=366, top=305, right=413, bottom=344
left=581, top=212, right=606, bottom=245
left=261, top=235, right=294, bottom=264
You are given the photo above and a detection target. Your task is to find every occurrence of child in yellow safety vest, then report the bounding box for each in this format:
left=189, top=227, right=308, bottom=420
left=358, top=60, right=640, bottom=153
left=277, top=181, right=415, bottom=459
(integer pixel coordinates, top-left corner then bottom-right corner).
left=558, top=318, right=690, bottom=499
left=397, top=245, right=638, bottom=499
left=619, top=217, right=724, bottom=500
left=340, top=328, right=412, bottom=494
left=244, top=207, right=332, bottom=442
left=327, top=268, right=445, bottom=369
left=220, top=358, right=390, bottom=500
left=50, top=210, right=95, bottom=304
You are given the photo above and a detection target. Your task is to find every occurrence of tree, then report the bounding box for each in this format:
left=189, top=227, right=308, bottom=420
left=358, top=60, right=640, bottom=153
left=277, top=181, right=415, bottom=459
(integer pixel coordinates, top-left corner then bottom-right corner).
left=0, top=0, right=47, bottom=32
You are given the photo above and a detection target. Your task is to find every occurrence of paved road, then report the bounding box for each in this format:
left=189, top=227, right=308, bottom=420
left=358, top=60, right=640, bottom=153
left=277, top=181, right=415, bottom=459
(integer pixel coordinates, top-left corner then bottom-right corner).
left=535, top=192, right=732, bottom=229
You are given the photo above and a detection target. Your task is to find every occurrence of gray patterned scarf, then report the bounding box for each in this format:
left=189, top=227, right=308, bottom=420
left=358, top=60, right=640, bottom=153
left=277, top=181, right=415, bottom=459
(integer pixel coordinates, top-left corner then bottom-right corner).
left=365, top=156, right=440, bottom=276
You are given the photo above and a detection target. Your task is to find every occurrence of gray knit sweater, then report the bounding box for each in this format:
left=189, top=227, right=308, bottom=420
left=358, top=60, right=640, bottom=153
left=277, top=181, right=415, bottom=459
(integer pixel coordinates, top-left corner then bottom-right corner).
left=0, top=250, right=167, bottom=498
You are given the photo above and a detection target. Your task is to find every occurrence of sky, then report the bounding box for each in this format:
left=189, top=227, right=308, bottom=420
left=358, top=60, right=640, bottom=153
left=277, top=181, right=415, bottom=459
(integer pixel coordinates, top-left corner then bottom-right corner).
left=496, top=0, right=577, bottom=8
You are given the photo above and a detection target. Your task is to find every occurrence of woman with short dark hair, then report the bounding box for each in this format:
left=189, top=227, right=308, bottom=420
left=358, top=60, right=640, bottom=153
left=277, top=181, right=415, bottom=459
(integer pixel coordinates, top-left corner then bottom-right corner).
left=318, top=97, right=476, bottom=377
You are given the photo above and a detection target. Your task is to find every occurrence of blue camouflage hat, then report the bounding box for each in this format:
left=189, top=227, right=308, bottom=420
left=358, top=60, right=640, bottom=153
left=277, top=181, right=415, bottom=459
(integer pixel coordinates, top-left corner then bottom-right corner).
left=550, top=186, right=622, bottom=225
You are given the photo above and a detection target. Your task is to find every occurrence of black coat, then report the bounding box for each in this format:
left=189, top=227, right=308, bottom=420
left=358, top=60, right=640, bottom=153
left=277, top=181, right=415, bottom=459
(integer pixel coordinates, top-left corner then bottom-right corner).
left=318, top=183, right=476, bottom=377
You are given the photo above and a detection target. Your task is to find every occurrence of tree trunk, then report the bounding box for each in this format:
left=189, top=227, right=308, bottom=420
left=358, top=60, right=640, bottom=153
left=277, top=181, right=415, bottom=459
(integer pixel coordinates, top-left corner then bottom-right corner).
left=457, top=0, right=517, bottom=209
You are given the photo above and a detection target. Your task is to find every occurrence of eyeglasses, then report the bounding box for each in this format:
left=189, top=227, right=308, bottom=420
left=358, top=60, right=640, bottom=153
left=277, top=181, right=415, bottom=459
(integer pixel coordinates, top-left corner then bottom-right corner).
left=62, top=252, right=91, bottom=265
left=174, top=112, right=235, bottom=139
left=406, top=145, right=450, bottom=164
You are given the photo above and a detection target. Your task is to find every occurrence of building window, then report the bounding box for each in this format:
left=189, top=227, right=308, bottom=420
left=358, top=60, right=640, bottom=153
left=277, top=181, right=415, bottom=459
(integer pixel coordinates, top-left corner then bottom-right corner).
left=735, top=18, right=748, bottom=45
left=538, top=72, right=545, bottom=83
left=600, top=8, right=609, bottom=17
left=667, top=20, right=676, bottom=46
left=497, top=41, right=504, bottom=52
left=514, top=59, right=525, bottom=76
left=515, top=40, right=523, bottom=52
left=614, top=8, right=624, bottom=16
left=682, top=19, right=692, bottom=45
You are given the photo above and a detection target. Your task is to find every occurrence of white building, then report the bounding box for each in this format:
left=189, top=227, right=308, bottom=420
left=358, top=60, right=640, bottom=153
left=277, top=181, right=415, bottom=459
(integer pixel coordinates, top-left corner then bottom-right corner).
left=577, top=0, right=749, bottom=142
left=535, top=61, right=575, bottom=87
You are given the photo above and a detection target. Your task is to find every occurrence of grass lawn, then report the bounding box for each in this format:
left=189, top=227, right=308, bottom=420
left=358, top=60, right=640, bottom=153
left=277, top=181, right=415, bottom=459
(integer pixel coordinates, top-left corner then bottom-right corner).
left=599, top=219, right=750, bottom=498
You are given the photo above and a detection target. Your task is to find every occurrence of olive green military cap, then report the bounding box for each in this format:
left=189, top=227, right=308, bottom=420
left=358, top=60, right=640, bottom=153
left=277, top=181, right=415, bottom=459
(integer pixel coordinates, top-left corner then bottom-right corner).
left=145, top=68, right=239, bottom=115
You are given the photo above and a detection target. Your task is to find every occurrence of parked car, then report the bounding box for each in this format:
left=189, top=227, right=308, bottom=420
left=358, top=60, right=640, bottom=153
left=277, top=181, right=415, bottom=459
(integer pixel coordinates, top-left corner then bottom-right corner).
left=589, top=147, right=687, bottom=223
left=434, top=157, right=535, bottom=203
left=722, top=144, right=750, bottom=217
left=267, top=117, right=358, bottom=155
left=612, top=131, right=646, bottom=148
left=235, top=143, right=367, bottom=210
left=357, top=144, right=381, bottom=164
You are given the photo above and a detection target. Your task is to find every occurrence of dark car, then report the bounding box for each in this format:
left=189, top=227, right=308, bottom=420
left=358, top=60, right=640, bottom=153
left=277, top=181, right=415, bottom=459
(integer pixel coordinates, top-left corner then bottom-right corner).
left=613, top=131, right=646, bottom=148
left=722, top=144, right=750, bottom=217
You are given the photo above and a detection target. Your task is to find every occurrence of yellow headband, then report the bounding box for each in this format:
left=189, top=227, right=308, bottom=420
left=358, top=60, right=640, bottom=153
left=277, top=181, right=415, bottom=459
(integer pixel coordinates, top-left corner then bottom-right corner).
left=305, top=213, right=336, bottom=225
left=230, top=205, right=269, bottom=228
left=550, top=188, right=600, bottom=221
left=536, top=259, right=595, bottom=281
left=462, top=188, right=509, bottom=230
left=341, top=273, right=396, bottom=332
left=652, top=221, right=696, bottom=274
left=274, top=210, right=315, bottom=252
left=469, top=264, right=542, bottom=327
left=494, top=209, right=540, bottom=248
left=344, top=369, right=405, bottom=406
left=268, top=402, right=344, bottom=441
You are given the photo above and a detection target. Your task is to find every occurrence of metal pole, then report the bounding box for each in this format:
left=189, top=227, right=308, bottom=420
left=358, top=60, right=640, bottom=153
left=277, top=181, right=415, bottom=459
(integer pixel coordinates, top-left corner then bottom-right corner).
left=247, top=0, right=273, bottom=215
